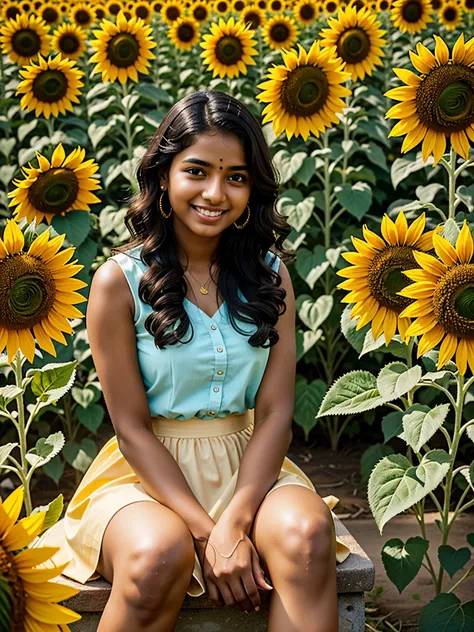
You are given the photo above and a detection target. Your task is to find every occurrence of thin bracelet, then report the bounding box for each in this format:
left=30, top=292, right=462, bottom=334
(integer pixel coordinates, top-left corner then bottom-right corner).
left=195, top=536, right=245, bottom=558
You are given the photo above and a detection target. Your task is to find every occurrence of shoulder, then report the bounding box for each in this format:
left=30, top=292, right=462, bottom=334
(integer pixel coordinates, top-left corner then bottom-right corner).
left=90, top=259, right=135, bottom=319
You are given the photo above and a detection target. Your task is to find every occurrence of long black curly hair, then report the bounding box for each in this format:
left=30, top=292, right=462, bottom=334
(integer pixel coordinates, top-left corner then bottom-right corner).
left=112, top=89, right=295, bottom=349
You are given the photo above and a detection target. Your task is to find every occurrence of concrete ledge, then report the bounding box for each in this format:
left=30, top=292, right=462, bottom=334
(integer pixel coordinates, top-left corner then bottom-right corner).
left=57, top=516, right=374, bottom=632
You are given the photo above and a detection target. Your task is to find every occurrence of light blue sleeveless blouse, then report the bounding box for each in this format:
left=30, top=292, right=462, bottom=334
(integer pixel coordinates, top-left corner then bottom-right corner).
left=109, top=245, right=281, bottom=421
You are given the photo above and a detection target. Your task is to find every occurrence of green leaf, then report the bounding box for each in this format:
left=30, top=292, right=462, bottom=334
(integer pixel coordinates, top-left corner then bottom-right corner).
left=318, top=370, right=385, bottom=417
left=294, top=246, right=330, bottom=290
left=71, top=384, right=97, bottom=408
left=391, top=155, right=430, bottom=189
left=340, top=304, right=369, bottom=354
left=25, top=432, right=65, bottom=469
left=293, top=156, right=316, bottom=186
left=295, top=328, right=322, bottom=362
left=76, top=403, right=104, bottom=434
left=419, top=593, right=474, bottom=632
left=438, top=545, right=471, bottom=579
left=279, top=196, right=315, bottom=232
left=63, top=438, right=97, bottom=473
left=360, top=443, right=394, bottom=484
left=26, top=361, right=77, bottom=405
left=335, top=182, right=373, bottom=219
left=402, top=403, right=450, bottom=452
left=457, top=185, right=474, bottom=213
left=294, top=378, right=326, bottom=442
left=416, top=183, right=445, bottom=203
left=0, top=385, right=23, bottom=410
left=467, top=534, right=474, bottom=548
left=441, top=218, right=460, bottom=247
left=368, top=450, right=452, bottom=533
left=363, top=141, right=388, bottom=172
left=51, top=210, right=92, bottom=247
left=30, top=493, right=64, bottom=536
left=41, top=454, right=65, bottom=484
left=377, top=362, right=422, bottom=403
left=88, top=117, right=120, bottom=149
left=382, top=411, right=404, bottom=443
left=136, top=83, right=173, bottom=104
left=296, top=294, right=333, bottom=332
left=382, top=536, right=430, bottom=593
left=0, top=443, right=18, bottom=471
left=273, top=150, right=307, bottom=185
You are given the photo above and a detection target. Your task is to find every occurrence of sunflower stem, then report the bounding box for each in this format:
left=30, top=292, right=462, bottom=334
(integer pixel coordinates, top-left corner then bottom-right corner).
left=447, top=146, right=457, bottom=220
left=412, top=500, right=438, bottom=585
left=13, top=351, right=33, bottom=517
left=435, top=370, right=465, bottom=594
left=44, top=117, right=55, bottom=155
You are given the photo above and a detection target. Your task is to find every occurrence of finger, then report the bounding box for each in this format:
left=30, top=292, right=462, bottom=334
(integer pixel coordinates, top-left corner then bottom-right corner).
left=252, top=548, right=273, bottom=591
left=242, top=571, right=261, bottom=611
left=230, top=577, right=254, bottom=612
left=218, top=580, right=240, bottom=610
left=207, top=579, right=226, bottom=608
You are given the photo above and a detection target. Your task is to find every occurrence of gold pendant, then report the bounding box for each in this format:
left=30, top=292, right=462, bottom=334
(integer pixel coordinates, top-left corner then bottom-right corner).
left=200, top=287, right=208, bottom=295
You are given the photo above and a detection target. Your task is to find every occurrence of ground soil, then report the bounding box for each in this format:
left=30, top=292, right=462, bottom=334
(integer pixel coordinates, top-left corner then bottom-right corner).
left=2, top=423, right=473, bottom=628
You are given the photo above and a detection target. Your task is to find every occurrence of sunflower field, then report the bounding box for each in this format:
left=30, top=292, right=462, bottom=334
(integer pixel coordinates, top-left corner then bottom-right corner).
left=0, top=0, right=473, bottom=628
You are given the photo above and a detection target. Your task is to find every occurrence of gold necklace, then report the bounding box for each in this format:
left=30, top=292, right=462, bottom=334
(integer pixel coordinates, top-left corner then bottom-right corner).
left=184, top=264, right=217, bottom=295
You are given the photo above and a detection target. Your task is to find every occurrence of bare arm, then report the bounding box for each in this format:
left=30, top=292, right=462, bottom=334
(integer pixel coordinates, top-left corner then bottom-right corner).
left=86, top=259, right=215, bottom=541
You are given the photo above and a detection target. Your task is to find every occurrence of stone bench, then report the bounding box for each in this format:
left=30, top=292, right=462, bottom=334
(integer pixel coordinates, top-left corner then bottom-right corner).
left=56, top=516, right=374, bottom=632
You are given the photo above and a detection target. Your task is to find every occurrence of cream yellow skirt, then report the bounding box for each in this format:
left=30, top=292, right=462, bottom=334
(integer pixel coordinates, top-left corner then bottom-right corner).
left=33, top=409, right=350, bottom=596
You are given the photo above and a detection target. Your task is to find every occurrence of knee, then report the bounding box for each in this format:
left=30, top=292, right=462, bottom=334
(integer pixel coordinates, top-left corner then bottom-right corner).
left=280, top=504, right=335, bottom=564
left=122, top=527, right=195, bottom=610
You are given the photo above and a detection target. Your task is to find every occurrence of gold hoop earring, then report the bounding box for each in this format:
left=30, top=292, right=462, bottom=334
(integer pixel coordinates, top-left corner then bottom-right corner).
left=159, top=190, right=172, bottom=219
left=234, top=204, right=250, bottom=229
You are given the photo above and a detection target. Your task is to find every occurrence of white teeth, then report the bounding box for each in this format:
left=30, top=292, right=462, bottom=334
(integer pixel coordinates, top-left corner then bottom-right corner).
left=195, top=207, right=224, bottom=217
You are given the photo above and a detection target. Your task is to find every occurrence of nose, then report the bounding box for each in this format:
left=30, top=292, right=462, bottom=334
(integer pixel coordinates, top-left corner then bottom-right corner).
left=202, top=175, right=226, bottom=205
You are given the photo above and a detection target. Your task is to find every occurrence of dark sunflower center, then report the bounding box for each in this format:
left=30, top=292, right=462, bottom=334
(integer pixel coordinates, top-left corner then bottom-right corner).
left=380, top=0, right=389, bottom=8
left=402, top=0, right=423, bottom=21
left=258, top=0, right=266, bottom=8
left=416, top=65, right=474, bottom=133
left=443, top=6, right=458, bottom=19
left=74, top=9, right=91, bottom=24
left=59, top=34, right=80, bottom=54
left=123, top=11, right=132, bottom=19
left=352, top=0, right=364, bottom=8
left=96, top=8, right=105, bottom=19
left=28, top=169, right=79, bottom=214
left=153, top=1, right=163, bottom=11
left=42, top=7, right=59, bottom=23
left=217, top=1, right=227, bottom=10
left=136, top=6, right=150, bottom=18
left=431, top=0, right=442, bottom=8
left=368, top=246, right=415, bottom=312
left=194, top=6, right=207, bottom=19
left=270, top=23, right=290, bottom=42
left=107, top=33, right=140, bottom=67
left=0, top=543, right=26, bottom=631
left=434, top=264, right=474, bottom=338
left=300, top=3, right=316, bottom=18
left=178, top=24, right=195, bottom=42
left=326, top=1, right=337, bottom=12
left=244, top=11, right=261, bottom=28
left=11, top=28, right=41, bottom=58
left=166, top=5, right=180, bottom=19
left=109, top=3, right=121, bottom=14
left=466, top=0, right=474, bottom=8
left=0, top=254, right=56, bottom=330
left=216, top=35, right=243, bottom=65
left=6, top=7, right=20, bottom=19
left=337, top=28, right=370, bottom=63
left=280, top=65, right=329, bottom=116
left=32, top=69, right=68, bottom=103
left=271, top=0, right=283, bottom=8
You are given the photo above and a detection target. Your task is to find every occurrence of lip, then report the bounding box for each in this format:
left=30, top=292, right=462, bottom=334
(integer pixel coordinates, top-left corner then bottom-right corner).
left=193, top=205, right=228, bottom=212
left=191, top=205, right=227, bottom=222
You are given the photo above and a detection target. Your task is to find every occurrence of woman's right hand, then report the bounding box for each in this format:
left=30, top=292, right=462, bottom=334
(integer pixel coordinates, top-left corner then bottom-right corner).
left=195, top=523, right=273, bottom=612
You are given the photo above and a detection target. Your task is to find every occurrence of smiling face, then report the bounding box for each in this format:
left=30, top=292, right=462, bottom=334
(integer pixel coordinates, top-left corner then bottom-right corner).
left=159, top=131, right=252, bottom=237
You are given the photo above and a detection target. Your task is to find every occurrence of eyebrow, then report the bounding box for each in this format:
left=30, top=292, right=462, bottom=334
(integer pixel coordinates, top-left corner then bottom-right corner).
left=182, top=158, right=248, bottom=171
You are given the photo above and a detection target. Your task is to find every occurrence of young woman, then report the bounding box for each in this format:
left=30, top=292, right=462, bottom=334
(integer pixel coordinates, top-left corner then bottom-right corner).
left=34, top=90, right=350, bottom=631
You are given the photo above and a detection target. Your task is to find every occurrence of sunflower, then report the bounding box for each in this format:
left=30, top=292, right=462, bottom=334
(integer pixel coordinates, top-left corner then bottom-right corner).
left=320, top=6, right=386, bottom=82
left=93, top=2, right=107, bottom=20
left=336, top=211, right=442, bottom=345
left=0, top=13, right=50, bottom=66
left=262, top=14, right=300, bottom=50
left=439, top=0, right=463, bottom=27
left=431, top=0, right=444, bottom=9
left=38, top=1, right=61, bottom=25
left=90, top=10, right=156, bottom=84
left=385, top=34, right=474, bottom=165
left=322, top=0, right=339, bottom=14
left=16, top=53, right=83, bottom=120
left=200, top=16, right=258, bottom=79
left=69, top=2, right=96, bottom=28
left=20, top=1, right=33, bottom=14
left=0, top=485, right=81, bottom=630
left=160, top=0, right=185, bottom=23
left=1, top=1, right=21, bottom=21
left=398, top=221, right=474, bottom=375
left=131, top=0, right=153, bottom=21
left=256, top=41, right=351, bottom=140
left=241, top=4, right=266, bottom=29
left=168, top=16, right=200, bottom=49
left=152, top=0, right=164, bottom=12
left=232, top=0, right=247, bottom=10
left=105, top=0, right=124, bottom=15
left=189, top=0, right=210, bottom=22
left=390, top=0, right=432, bottom=32
left=8, top=143, right=101, bottom=231
left=214, top=0, right=232, bottom=13
left=377, top=0, right=391, bottom=9
left=462, top=0, right=474, bottom=11
left=51, top=23, right=86, bottom=60
left=293, top=0, right=319, bottom=23
left=57, top=1, right=70, bottom=13
left=269, top=0, right=287, bottom=11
